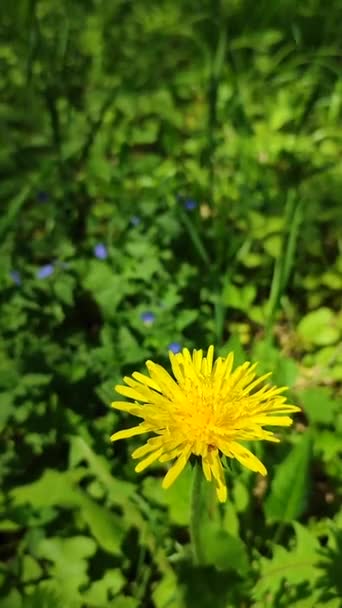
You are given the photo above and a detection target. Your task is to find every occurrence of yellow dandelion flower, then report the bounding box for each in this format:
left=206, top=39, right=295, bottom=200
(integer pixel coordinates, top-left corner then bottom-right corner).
left=111, top=346, right=300, bottom=502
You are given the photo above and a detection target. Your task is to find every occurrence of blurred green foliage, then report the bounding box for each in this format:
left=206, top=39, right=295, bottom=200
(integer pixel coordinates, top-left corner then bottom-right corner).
left=0, top=0, right=341, bottom=606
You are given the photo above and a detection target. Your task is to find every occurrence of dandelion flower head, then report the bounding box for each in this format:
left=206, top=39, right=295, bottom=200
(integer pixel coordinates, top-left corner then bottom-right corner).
left=111, top=346, right=300, bottom=502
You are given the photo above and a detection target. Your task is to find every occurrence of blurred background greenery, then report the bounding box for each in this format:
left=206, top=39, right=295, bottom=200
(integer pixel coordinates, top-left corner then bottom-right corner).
left=0, top=1, right=341, bottom=607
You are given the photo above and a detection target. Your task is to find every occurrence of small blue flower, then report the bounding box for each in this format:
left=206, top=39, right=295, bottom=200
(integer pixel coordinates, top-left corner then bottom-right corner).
left=130, top=216, right=141, bottom=226
left=37, top=264, right=54, bottom=279
left=168, top=342, right=182, bottom=354
left=184, top=199, right=197, bottom=211
left=94, top=243, right=108, bottom=260
left=140, top=311, right=155, bottom=326
left=36, top=191, right=49, bottom=203
left=10, top=270, right=21, bottom=286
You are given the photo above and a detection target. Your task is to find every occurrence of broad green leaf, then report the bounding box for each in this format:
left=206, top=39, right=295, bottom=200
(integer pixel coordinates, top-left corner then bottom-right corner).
left=118, top=326, right=147, bottom=364
left=142, top=465, right=191, bottom=526
left=82, top=261, right=130, bottom=317
left=152, top=573, right=184, bottom=608
left=223, top=501, right=240, bottom=537
left=297, top=308, right=340, bottom=346
left=83, top=569, right=125, bottom=605
left=252, top=340, right=298, bottom=386
left=53, top=276, right=75, bottom=306
left=163, top=465, right=192, bottom=526
left=0, top=590, right=22, bottom=608
left=253, top=523, right=320, bottom=601
left=265, top=432, right=312, bottom=522
left=176, top=563, right=232, bottom=608
left=22, top=555, right=42, bottom=582
left=222, top=282, right=256, bottom=312
left=78, top=491, right=125, bottom=555
left=201, top=521, right=249, bottom=574
left=10, top=469, right=81, bottom=509
left=69, top=436, right=135, bottom=507
left=22, top=587, right=63, bottom=608
left=34, top=536, right=96, bottom=603
left=292, top=597, right=341, bottom=608
left=299, top=387, right=340, bottom=425
left=314, top=430, right=342, bottom=461
left=232, top=479, right=250, bottom=513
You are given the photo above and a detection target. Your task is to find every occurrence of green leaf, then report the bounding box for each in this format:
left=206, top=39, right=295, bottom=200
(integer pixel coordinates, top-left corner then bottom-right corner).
left=299, top=387, right=340, bottom=424
left=222, top=282, right=256, bottom=312
left=223, top=501, right=240, bottom=537
left=201, top=521, right=249, bottom=574
left=264, top=433, right=312, bottom=522
left=69, top=436, right=135, bottom=507
left=22, top=554, right=43, bottom=582
left=78, top=492, right=126, bottom=555
left=0, top=590, right=22, bottom=608
left=53, top=276, right=75, bottom=306
left=152, top=573, right=184, bottom=608
left=177, top=563, right=232, bottom=608
left=83, top=569, right=125, bottom=605
left=253, top=523, right=320, bottom=602
left=298, top=308, right=340, bottom=346
left=164, top=465, right=192, bottom=526
left=83, top=261, right=130, bottom=317
left=34, top=536, right=96, bottom=603
left=314, top=430, right=342, bottom=461
left=10, top=469, right=81, bottom=509
left=0, top=391, right=14, bottom=429
left=22, top=587, right=63, bottom=608
left=142, top=465, right=191, bottom=526
left=118, top=326, right=147, bottom=364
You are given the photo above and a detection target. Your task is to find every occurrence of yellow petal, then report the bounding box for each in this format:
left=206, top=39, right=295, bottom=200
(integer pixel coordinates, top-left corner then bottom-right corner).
left=115, top=385, right=146, bottom=402
left=207, top=449, right=227, bottom=502
left=111, top=401, right=142, bottom=416
left=242, top=372, right=272, bottom=395
left=159, top=444, right=186, bottom=462
left=216, top=483, right=227, bottom=502
left=270, top=404, right=301, bottom=414
left=131, top=371, right=161, bottom=392
left=135, top=447, right=164, bottom=472
left=254, top=415, right=293, bottom=427
left=111, top=424, right=149, bottom=442
left=192, top=349, right=203, bottom=372
left=201, top=456, right=212, bottom=481
left=131, top=437, right=163, bottom=459
left=205, top=345, right=214, bottom=374
left=146, top=361, right=181, bottom=400
left=169, top=352, right=185, bottom=384
left=222, top=352, right=234, bottom=377
left=227, top=442, right=267, bottom=476
left=162, top=448, right=191, bottom=489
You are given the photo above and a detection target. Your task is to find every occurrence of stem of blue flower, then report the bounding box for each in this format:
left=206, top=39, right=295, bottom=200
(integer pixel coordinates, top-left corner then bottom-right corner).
left=190, top=461, right=204, bottom=565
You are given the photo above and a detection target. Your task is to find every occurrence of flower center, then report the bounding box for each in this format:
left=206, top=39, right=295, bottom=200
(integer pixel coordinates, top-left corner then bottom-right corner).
left=174, top=381, right=218, bottom=455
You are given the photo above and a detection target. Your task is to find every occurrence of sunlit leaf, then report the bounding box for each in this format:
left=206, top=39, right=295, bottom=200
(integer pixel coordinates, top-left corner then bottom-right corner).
left=265, top=433, right=312, bottom=522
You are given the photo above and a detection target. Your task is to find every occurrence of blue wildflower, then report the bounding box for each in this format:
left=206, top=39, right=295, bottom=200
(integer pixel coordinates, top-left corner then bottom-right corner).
left=94, top=243, right=108, bottom=260
left=37, top=264, right=54, bottom=279
left=168, top=342, right=182, bottom=354
left=130, top=216, right=141, bottom=226
left=10, top=270, right=21, bottom=286
left=140, top=311, right=155, bottom=326
left=184, top=199, right=197, bottom=210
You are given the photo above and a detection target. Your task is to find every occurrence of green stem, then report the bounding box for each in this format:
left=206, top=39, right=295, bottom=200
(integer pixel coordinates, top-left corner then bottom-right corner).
left=190, top=462, right=204, bottom=565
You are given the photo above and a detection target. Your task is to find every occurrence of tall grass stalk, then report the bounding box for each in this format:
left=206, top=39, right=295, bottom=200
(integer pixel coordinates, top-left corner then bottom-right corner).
left=265, top=190, right=303, bottom=339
